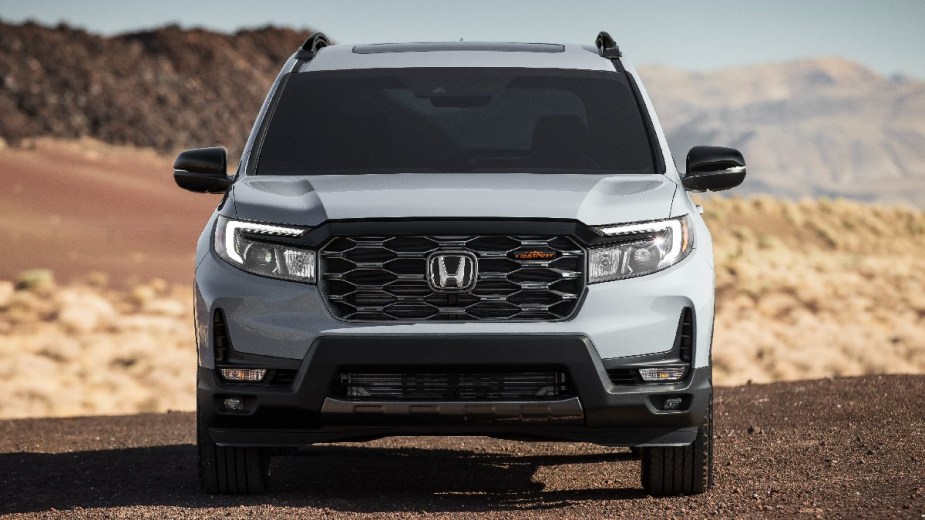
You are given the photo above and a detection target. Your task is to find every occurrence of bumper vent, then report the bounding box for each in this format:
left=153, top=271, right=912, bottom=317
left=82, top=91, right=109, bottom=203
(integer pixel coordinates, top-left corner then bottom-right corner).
left=336, top=370, right=570, bottom=401
left=213, top=309, right=230, bottom=362
left=320, top=234, right=585, bottom=321
left=607, top=307, right=695, bottom=386
left=679, top=307, right=694, bottom=363
left=606, top=368, right=639, bottom=386
left=268, top=369, right=298, bottom=386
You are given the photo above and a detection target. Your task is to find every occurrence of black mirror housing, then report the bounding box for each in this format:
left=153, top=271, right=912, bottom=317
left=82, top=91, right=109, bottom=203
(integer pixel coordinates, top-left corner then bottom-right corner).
left=173, top=147, right=231, bottom=193
left=683, top=146, right=746, bottom=192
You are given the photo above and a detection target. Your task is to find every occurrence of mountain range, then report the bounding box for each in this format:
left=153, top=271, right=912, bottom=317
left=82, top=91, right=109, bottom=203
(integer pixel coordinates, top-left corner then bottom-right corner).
left=1, top=22, right=923, bottom=205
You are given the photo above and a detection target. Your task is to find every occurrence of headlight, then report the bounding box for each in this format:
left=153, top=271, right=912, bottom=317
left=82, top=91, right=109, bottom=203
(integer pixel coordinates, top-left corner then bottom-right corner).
left=214, top=216, right=316, bottom=283
left=588, top=215, right=692, bottom=283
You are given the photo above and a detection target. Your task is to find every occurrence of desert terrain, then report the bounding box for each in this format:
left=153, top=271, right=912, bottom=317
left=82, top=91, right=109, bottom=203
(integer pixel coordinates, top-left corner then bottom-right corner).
left=1, top=139, right=924, bottom=419
left=0, top=20, right=924, bottom=515
left=2, top=376, right=923, bottom=518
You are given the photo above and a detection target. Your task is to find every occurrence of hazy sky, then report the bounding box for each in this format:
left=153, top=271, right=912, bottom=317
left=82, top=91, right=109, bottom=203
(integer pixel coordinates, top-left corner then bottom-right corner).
left=2, top=0, right=924, bottom=78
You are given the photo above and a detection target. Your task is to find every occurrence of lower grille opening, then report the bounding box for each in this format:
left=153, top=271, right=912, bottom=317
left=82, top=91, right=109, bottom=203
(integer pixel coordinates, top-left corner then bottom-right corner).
left=268, top=369, right=298, bottom=386
left=606, top=368, right=640, bottom=386
left=335, top=369, right=570, bottom=401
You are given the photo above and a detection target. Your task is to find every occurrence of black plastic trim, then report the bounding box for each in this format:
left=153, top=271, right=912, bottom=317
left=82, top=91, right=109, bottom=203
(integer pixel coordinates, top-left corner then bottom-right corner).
left=595, top=31, right=622, bottom=58
left=623, top=68, right=666, bottom=174
left=250, top=218, right=651, bottom=250
left=601, top=307, right=695, bottom=371
left=211, top=308, right=301, bottom=387
left=246, top=72, right=293, bottom=177
left=295, top=32, right=330, bottom=60
left=198, top=334, right=712, bottom=447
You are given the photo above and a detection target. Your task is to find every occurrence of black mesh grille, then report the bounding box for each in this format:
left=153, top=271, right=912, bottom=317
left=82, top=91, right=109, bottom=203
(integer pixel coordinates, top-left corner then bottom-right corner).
left=320, top=235, right=585, bottom=321
left=336, top=370, right=570, bottom=401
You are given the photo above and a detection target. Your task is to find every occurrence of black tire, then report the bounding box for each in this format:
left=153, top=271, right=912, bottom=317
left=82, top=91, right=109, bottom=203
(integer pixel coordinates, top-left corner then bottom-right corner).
left=640, top=393, right=714, bottom=496
left=197, top=411, right=270, bottom=494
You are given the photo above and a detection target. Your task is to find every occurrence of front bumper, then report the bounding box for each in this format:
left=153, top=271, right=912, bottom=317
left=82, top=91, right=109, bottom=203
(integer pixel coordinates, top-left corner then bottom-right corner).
left=199, top=334, right=711, bottom=448
left=194, top=244, right=715, bottom=367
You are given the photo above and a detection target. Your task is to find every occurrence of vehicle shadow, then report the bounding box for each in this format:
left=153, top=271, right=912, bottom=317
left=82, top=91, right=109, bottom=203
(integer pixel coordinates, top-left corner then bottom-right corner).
left=0, top=444, right=645, bottom=514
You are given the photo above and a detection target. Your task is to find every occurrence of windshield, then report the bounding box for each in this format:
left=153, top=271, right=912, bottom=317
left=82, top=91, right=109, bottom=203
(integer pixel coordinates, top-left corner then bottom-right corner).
left=256, top=68, right=656, bottom=175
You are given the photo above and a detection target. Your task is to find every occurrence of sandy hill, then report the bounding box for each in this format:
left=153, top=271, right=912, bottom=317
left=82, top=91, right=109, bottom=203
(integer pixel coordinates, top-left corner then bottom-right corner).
left=0, top=138, right=219, bottom=285
left=1, top=22, right=924, bottom=204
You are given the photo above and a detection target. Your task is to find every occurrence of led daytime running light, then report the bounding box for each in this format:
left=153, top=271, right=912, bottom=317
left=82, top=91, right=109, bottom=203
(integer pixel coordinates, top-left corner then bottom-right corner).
left=588, top=216, right=693, bottom=283
left=224, top=220, right=304, bottom=264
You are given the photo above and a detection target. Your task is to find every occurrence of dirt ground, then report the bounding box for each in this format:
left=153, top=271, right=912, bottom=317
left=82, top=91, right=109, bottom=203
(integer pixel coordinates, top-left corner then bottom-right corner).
left=0, top=138, right=219, bottom=286
left=1, top=375, right=923, bottom=518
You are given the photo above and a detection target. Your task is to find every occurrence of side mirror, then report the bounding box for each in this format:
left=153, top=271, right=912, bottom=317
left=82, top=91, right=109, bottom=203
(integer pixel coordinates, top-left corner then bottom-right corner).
left=682, top=146, right=746, bottom=192
left=173, top=147, right=231, bottom=193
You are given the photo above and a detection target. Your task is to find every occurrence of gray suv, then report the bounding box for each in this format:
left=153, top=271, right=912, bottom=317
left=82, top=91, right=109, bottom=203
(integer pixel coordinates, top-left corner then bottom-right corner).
left=174, top=31, right=746, bottom=496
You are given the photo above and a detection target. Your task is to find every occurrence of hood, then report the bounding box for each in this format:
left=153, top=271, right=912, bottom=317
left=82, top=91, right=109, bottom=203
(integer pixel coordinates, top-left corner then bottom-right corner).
left=228, top=173, right=678, bottom=227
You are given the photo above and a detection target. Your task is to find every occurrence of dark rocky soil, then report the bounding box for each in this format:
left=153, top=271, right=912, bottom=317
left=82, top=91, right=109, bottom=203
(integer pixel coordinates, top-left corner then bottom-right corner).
left=1, top=375, right=924, bottom=518
left=0, top=21, right=310, bottom=157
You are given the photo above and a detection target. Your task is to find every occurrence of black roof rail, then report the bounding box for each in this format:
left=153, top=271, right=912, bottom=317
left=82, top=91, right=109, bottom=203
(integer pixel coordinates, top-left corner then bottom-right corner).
left=595, top=31, right=621, bottom=58
left=295, top=32, right=330, bottom=60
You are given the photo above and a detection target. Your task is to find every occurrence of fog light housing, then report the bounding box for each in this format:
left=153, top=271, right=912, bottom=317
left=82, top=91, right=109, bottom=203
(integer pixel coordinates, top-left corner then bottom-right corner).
left=223, top=397, right=244, bottom=412
left=220, top=368, right=267, bottom=382
left=638, top=367, right=687, bottom=382
left=663, top=397, right=683, bottom=410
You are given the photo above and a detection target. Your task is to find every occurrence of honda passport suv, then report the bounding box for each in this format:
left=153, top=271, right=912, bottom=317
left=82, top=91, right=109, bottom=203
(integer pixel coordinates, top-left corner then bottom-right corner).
left=173, top=31, right=746, bottom=496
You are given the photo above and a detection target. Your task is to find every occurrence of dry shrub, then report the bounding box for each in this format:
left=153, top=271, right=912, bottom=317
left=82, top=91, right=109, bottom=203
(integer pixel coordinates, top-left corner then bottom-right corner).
left=0, top=277, right=194, bottom=418
left=705, top=196, right=925, bottom=385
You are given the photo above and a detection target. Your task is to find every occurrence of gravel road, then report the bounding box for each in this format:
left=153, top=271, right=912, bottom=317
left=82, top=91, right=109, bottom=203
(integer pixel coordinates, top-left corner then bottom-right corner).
left=2, top=375, right=924, bottom=518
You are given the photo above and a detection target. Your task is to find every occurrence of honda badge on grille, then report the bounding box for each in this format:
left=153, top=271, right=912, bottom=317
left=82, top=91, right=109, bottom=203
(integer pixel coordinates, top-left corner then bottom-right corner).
left=427, top=252, right=478, bottom=292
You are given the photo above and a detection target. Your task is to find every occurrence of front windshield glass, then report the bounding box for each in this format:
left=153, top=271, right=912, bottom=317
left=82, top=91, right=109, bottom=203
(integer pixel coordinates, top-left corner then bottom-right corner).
left=257, top=67, right=655, bottom=175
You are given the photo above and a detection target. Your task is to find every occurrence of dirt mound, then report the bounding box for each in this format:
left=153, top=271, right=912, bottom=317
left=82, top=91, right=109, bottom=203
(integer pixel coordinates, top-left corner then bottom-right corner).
left=0, top=138, right=219, bottom=285
left=0, top=22, right=310, bottom=157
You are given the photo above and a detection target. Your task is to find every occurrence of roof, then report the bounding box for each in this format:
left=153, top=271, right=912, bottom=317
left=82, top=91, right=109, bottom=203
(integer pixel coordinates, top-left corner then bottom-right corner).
left=300, top=42, right=618, bottom=72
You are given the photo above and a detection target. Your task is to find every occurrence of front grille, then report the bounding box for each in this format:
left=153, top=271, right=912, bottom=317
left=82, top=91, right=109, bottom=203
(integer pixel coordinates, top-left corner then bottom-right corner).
left=336, top=370, right=570, bottom=401
left=320, top=234, right=585, bottom=321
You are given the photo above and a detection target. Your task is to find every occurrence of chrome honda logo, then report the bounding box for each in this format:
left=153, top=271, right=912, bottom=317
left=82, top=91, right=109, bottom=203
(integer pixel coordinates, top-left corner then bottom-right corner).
left=427, top=252, right=477, bottom=292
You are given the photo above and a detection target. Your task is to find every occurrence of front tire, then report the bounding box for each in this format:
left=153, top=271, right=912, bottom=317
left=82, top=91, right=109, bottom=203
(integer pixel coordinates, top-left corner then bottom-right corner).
left=197, top=410, right=270, bottom=494
left=640, top=393, right=714, bottom=496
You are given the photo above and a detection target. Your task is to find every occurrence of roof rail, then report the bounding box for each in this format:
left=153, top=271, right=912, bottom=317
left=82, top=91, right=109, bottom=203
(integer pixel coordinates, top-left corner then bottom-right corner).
left=595, top=31, right=621, bottom=59
left=295, top=32, right=330, bottom=60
